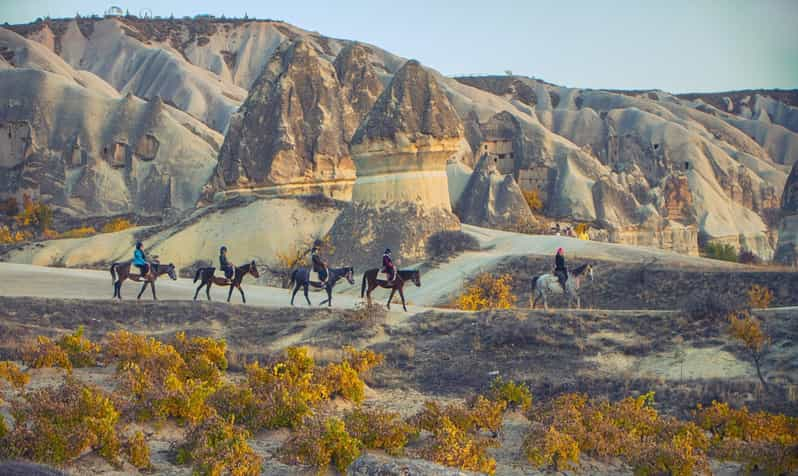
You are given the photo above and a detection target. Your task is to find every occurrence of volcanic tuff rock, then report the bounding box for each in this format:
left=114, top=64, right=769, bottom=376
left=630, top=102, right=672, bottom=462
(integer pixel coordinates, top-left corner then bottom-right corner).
left=0, top=32, right=220, bottom=216
left=455, top=154, right=536, bottom=230
left=347, top=453, right=480, bottom=476
left=350, top=59, right=464, bottom=209
left=775, top=161, right=798, bottom=265
left=205, top=41, right=384, bottom=199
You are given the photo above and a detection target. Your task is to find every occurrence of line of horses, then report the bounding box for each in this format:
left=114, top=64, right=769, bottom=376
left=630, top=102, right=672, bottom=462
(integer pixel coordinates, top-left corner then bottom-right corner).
left=109, top=260, right=423, bottom=311
left=110, top=259, right=593, bottom=311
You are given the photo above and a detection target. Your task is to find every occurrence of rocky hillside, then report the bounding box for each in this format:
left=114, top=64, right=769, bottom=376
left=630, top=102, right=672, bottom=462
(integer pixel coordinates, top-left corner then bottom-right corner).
left=2, top=16, right=797, bottom=262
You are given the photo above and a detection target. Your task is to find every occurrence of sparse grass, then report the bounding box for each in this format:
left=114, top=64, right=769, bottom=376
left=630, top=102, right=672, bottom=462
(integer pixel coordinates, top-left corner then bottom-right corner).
left=426, top=230, right=480, bottom=262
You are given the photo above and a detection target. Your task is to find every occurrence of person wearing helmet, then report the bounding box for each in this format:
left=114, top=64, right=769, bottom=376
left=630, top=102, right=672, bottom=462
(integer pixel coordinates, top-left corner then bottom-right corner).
left=554, top=247, right=567, bottom=291
left=219, top=246, right=234, bottom=280
left=133, top=241, right=149, bottom=278
left=310, top=245, right=328, bottom=284
left=382, top=248, right=396, bottom=284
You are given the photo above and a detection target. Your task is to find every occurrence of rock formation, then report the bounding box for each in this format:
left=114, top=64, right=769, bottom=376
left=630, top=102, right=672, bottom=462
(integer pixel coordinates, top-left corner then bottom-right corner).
left=205, top=41, right=383, bottom=201
left=347, top=453, right=481, bottom=476
left=775, top=161, right=798, bottom=266
left=349, top=59, right=463, bottom=210
left=455, top=154, right=536, bottom=230
left=328, top=60, right=462, bottom=267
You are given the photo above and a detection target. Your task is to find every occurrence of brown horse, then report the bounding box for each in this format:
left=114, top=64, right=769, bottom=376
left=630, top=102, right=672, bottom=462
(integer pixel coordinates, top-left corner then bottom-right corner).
left=193, top=261, right=259, bottom=303
left=361, top=268, right=421, bottom=311
left=110, top=261, right=177, bottom=300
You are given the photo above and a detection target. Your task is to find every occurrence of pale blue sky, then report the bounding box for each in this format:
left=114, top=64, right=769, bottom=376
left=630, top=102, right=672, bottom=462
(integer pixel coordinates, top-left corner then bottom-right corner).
left=1, top=0, right=796, bottom=93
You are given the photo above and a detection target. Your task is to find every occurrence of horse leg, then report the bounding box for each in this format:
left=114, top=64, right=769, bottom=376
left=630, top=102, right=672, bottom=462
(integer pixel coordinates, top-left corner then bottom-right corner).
left=227, top=285, right=234, bottom=303
left=366, top=283, right=374, bottom=307
left=238, top=285, right=246, bottom=304
left=206, top=281, right=212, bottom=301
left=398, top=286, right=407, bottom=312
left=137, top=282, right=147, bottom=300
left=304, top=284, right=311, bottom=306
left=151, top=282, right=157, bottom=301
left=326, top=286, right=332, bottom=307
left=386, top=288, right=396, bottom=309
left=194, top=281, right=202, bottom=301
left=291, top=283, right=299, bottom=306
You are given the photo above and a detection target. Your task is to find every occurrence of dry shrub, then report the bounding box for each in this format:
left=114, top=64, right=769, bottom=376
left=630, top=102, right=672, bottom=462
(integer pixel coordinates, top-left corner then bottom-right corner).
left=522, top=189, right=543, bottom=212
left=58, top=226, right=96, bottom=239
left=212, top=346, right=383, bottom=431
left=343, top=408, right=418, bottom=456
left=457, top=273, right=516, bottom=310
left=0, top=197, right=19, bottom=216
left=0, top=225, right=29, bottom=244
left=0, top=379, right=121, bottom=466
left=177, top=413, right=261, bottom=476
left=426, top=230, right=480, bottom=261
left=738, top=249, right=761, bottom=265
left=282, top=416, right=362, bottom=475
left=747, top=285, right=773, bottom=309
left=126, top=430, right=151, bottom=470
left=694, top=401, right=798, bottom=474
left=104, top=330, right=220, bottom=424
left=344, top=302, right=387, bottom=326
left=683, top=291, right=743, bottom=322
left=101, top=217, right=135, bottom=233
left=410, top=396, right=503, bottom=474
left=21, top=336, right=72, bottom=373
left=488, top=376, right=532, bottom=412
left=0, top=361, right=30, bottom=392
left=58, top=325, right=101, bottom=367
left=522, top=392, right=711, bottom=475
left=16, top=195, right=53, bottom=233
left=173, top=331, right=228, bottom=386
left=419, top=416, right=497, bottom=475
left=702, top=242, right=738, bottom=262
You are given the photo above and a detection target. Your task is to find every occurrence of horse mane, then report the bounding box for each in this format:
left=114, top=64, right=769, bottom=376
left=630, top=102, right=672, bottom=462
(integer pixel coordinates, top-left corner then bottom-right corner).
left=572, top=263, right=588, bottom=275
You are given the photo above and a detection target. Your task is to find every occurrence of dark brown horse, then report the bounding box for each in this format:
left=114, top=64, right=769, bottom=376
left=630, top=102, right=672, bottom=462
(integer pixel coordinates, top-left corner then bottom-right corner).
left=193, top=261, right=259, bottom=303
left=361, top=268, right=421, bottom=311
left=110, top=261, right=177, bottom=300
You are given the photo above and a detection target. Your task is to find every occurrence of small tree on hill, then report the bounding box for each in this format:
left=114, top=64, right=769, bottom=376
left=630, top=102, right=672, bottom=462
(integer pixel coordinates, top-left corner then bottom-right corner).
left=728, top=311, right=770, bottom=393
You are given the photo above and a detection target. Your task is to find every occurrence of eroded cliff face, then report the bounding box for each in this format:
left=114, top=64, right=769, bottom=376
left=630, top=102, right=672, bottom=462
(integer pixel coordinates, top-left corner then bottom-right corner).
left=204, top=41, right=384, bottom=201
left=775, top=162, right=798, bottom=266
left=349, top=60, right=463, bottom=210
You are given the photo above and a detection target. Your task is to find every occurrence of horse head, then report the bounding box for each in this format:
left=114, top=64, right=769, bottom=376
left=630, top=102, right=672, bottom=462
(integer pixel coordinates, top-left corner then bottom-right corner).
left=166, top=263, right=177, bottom=280
left=344, top=267, right=355, bottom=285
left=249, top=260, right=260, bottom=278
left=411, top=270, right=421, bottom=287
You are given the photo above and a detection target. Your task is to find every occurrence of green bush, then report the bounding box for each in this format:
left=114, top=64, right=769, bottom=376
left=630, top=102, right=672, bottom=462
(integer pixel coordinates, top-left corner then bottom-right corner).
left=703, top=242, right=738, bottom=262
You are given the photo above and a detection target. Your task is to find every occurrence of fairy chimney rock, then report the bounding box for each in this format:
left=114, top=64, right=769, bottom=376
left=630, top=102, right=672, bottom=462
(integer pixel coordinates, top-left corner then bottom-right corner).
left=350, top=59, right=463, bottom=210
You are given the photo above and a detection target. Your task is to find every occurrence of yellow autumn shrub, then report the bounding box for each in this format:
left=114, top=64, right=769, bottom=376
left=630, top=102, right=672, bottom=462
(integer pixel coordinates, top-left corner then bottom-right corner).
left=21, top=336, right=72, bottom=373
left=126, top=430, right=152, bottom=470
left=0, top=361, right=29, bottom=391
left=488, top=376, right=532, bottom=412
left=747, top=285, right=773, bottom=309
left=343, top=408, right=418, bottom=456
left=101, top=217, right=135, bottom=233
left=58, top=226, right=97, bottom=239
left=282, top=416, right=363, bottom=475
left=177, top=413, right=262, bottom=476
left=456, top=273, right=516, bottom=311
left=420, top=415, right=497, bottom=475
left=1, top=379, right=121, bottom=465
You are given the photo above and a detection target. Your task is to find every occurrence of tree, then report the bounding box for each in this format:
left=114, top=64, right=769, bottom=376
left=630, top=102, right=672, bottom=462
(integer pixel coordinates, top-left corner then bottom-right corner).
left=728, top=311, right=770, bottom=392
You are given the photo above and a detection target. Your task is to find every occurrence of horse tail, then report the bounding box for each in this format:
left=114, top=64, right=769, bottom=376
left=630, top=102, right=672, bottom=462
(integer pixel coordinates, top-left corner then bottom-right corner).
left=530, top=275, right=539, bottom=292
left=361, top=271, right=367, bottom=298
left=193, top=268, right=203, bottom=283
left=110, top=263, right=117, bottom=283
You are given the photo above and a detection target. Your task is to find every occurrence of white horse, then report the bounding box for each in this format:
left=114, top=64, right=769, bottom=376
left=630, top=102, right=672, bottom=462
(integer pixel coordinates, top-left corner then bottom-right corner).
left=530, top=263, right=594, bottom=310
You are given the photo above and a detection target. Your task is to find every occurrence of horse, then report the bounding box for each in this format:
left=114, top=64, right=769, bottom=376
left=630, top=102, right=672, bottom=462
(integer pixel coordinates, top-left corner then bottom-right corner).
left=192, top=260, right=260, bottom=303
left=110, top=260, right=177, bottom=300
left=287, top=266, right=355, bottom=307
left=530, top=263, right=594, bottom=310
left=361, top=268, right=421, bottom=312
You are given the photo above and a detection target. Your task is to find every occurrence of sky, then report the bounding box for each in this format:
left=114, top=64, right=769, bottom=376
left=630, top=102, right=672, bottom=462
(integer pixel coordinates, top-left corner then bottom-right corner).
left=0, top=0, right=796, bottom=93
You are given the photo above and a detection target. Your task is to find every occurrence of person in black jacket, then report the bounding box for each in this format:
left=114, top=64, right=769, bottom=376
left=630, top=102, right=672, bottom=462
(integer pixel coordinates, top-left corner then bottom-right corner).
left=311, top=245, right=328, bottom=284
left=554, top=247, right=567, bottom=290
left=219, top=246, right=234, bottom=280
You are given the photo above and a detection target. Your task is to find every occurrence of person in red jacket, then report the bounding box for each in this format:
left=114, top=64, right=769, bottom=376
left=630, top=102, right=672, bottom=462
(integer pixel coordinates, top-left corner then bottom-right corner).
left=382, top=248, right=397, bottom=283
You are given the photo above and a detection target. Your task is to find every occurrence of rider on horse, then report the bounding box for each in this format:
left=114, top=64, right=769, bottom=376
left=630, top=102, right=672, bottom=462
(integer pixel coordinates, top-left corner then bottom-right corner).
left=554, top=247, right=568, bottom=291
left=219, top=246, right=234, bottom=280
left=311, top=245, right=328, bottom=284
left=382, top=248, right=397, bottom=284
left=133, top=241, right=149, bottom=278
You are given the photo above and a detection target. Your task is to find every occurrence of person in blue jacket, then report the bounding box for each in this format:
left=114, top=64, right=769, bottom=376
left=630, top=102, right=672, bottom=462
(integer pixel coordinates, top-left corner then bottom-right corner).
left=219, top=246, right=234, bottom=280
left=133, top=241, right=149, bottom=277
